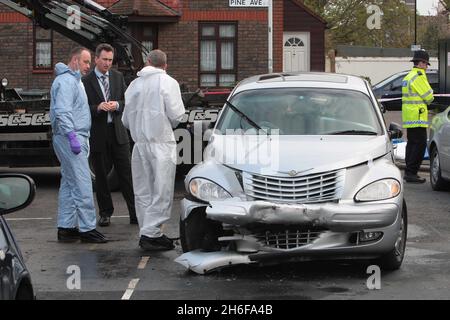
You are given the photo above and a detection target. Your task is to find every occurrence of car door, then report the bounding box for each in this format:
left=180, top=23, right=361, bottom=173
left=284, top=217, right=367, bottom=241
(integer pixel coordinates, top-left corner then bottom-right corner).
left=378, top=75, right=404, bottom=111
left=439, top=110, right=450, bottom=178
left=0, top=217, right=11, bottom=300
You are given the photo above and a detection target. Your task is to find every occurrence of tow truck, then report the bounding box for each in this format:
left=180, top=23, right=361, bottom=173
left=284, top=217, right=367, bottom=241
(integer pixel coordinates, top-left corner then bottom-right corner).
left=0, top=0, right=227, bottom=186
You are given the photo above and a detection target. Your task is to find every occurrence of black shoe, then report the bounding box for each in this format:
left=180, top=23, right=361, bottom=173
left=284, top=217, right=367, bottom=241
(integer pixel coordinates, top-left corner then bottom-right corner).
left=129, top=217, right=138, bottom=225
left=80, top=229, right=108, bottom=243
left=57, top=227, right=80, bottom=243
left=139, top=234, right=174, bottom=251
left=404, top=174, right=426, bottom=183
left=98, top=216, right=111, bottom=227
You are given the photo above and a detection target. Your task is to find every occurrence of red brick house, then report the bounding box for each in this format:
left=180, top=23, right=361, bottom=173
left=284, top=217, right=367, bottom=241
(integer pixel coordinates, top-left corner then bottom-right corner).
left=0, top=0, right=327, bottom=91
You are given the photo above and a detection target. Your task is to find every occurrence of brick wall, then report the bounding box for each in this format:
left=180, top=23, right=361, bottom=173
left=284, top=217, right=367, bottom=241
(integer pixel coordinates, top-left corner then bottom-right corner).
left=158, top=21, right=199, bottom=89
left=0, top=23, right=31, bottom=89
left=0, top=19, right=82, bottom=91
left=0, top=0, right=324, bottom=91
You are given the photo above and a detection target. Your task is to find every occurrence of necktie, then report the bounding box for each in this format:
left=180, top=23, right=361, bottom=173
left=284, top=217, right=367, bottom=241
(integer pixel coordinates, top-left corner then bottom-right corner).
left=101, top=75, right=110, bottom=101
left=101, top=75, right=112, bottom=123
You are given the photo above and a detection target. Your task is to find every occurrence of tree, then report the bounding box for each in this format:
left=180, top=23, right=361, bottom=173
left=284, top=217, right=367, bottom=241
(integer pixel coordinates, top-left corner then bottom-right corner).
left=302, top=0, right=414, bottom=49
left=417, top=13, right=450, bottom=52
left=439, top=0, right=450, bottom=11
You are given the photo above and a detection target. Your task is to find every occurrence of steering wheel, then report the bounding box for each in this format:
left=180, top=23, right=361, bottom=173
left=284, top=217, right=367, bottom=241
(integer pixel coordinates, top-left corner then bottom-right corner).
left=259, top=121, right=284, bottom=134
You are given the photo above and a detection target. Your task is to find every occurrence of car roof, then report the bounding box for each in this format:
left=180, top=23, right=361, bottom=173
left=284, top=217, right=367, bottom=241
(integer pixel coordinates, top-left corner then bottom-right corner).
left=233, top=72, right=372, bottom=95
left=372, top=69, right=438, bottom=88
left=385, top=69, right=437, bottom=77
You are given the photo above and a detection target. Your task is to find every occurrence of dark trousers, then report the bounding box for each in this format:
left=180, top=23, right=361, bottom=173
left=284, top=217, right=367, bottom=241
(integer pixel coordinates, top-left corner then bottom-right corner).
left=405, top=127, right=427, bottom=176
left=91, top=125, right=136, bottom=219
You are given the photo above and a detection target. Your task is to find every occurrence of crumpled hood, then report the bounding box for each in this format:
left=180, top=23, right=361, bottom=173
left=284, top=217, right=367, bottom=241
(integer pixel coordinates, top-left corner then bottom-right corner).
left=54, top=62, right=80, bottom=80
left=136, top=66, right=165, bottom=78
left=205, top=135, right=390, bottom=175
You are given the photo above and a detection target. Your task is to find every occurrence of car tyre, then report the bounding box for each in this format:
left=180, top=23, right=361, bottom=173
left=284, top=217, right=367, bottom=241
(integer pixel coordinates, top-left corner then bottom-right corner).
left=374, top=200, right=407, bottom=271
left=180, top=209, right=222, bottom=253
left=180, top=209, right=208, bottom=252
left=430, top=146, right=450, bottom=191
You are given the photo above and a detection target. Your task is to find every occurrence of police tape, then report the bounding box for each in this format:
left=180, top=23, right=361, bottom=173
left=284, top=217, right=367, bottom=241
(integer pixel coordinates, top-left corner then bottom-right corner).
left=378, top=93, right=450, bottom=103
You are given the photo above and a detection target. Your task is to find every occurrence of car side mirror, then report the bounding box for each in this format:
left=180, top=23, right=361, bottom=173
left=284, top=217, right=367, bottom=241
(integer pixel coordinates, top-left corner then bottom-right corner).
left=388, top=122, right=403, bottom=140
left=0, top=174, right=35, bottom=215
left=379, top=102, right=386, bottom=114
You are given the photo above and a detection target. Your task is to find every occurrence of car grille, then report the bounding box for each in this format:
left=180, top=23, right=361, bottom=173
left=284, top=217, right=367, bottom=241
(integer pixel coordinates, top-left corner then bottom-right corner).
left=255, top=228, right=325, bottom=249
left=243, top=169, right=345, bottom=203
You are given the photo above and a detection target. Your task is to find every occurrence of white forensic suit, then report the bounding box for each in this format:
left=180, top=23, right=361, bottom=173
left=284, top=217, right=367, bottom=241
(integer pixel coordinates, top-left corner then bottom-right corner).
left=122, top=66, right=185, bottom=238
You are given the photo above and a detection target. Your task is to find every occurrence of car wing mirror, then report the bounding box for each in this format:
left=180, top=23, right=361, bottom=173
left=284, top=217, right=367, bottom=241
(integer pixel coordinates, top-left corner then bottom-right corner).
left=388, top=122, right=403, bottom=140
left=0, top=174, right=35, bottom=216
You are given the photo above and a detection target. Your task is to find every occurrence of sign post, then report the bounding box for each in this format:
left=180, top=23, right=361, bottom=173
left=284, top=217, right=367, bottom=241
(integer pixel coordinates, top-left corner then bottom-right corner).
left=228, top=0, right=271, bottom=73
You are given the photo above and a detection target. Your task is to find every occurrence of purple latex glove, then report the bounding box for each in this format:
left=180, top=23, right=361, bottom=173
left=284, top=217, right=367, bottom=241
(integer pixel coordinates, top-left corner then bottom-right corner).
left=67, top=131, right=81, bottom=155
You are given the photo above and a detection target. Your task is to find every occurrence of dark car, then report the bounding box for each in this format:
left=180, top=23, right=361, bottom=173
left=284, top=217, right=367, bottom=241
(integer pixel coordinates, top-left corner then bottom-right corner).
left=372, top=69, right=440, bottom=111
left=0, top=173, right=35, bottom=300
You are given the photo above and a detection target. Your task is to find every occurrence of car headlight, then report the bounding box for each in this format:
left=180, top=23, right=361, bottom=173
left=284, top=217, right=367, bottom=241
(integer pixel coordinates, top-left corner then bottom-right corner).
left=1, top=78, right=8, bottom=87
left=355, top=179, right=401, bottom=202
left=189, top=178, right=231, bottom=202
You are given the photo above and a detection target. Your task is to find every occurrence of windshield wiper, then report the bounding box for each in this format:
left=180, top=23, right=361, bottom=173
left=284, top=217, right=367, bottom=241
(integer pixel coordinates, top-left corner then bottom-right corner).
left=326, top=130, right=378, bottom=135
left=225, top=100, right=269, bottom=136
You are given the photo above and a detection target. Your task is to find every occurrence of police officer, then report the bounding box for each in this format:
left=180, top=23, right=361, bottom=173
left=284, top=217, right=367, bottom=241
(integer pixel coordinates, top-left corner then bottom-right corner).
left=402, top=49, right=434, bottom=183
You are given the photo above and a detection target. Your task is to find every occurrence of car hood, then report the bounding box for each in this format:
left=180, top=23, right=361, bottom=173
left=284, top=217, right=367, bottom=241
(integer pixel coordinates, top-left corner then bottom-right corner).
left=205, top=134, right=390, bottom=175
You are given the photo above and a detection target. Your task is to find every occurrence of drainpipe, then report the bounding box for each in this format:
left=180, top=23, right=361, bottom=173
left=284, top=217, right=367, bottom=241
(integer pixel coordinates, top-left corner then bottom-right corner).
left=268, top=0, right=273, bottom=73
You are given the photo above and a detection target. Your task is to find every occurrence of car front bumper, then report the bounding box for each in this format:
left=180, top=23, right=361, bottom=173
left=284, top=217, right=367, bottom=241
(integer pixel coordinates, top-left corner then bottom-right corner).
left=178, top=198, right=403, bottom=274
left=182, top=198, right=400, bottom=232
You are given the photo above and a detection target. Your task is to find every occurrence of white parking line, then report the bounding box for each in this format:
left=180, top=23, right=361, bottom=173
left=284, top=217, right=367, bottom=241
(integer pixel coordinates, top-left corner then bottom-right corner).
left=121, top=278, right=140, bottom=300
left=138, top=256, right=150, bottom=269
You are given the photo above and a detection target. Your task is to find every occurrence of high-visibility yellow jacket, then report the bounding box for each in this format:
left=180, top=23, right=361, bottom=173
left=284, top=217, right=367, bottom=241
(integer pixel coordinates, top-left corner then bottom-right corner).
left=402, top=67, right=434, bottom=128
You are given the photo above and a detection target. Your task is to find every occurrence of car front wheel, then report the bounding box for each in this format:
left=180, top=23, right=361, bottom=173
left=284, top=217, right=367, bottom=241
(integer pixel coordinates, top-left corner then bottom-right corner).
left=374, top=200, right=407, bottom=271
left=180, top=209, right=222, bottom=253
left=430, top=147, right=450, bottom=191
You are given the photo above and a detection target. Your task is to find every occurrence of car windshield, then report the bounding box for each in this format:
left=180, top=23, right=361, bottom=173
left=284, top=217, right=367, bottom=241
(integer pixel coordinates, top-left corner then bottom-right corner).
left=217, top=88, right=382, bottom=135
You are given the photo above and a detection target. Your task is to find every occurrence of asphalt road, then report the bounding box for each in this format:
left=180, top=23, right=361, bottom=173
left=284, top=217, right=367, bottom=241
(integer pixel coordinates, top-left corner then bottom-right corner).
left=1, top=159, right=450, bottom=301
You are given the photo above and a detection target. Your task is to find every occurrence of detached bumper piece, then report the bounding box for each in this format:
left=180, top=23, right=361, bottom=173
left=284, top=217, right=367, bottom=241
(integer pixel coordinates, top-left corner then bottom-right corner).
left=174, top=250, right=255, bottom=274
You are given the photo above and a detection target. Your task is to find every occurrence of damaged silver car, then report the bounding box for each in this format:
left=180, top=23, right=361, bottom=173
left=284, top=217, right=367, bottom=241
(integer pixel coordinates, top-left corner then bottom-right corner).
left=175, top=73, right=406, bottom=274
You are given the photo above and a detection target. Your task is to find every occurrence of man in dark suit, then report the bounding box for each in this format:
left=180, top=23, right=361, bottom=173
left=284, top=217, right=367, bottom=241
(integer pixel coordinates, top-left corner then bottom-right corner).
left=82, top=43, right=137, bottom=226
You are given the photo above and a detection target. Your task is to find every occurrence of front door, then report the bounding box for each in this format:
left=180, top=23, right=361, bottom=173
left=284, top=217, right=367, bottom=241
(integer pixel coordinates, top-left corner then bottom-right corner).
left=283, top=32, right=310, bottom=72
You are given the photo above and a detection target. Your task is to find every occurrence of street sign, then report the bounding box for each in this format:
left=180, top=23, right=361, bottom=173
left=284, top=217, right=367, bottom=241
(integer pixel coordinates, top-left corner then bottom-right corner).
left=411, top=44, right=421, bottom=51
left=229, top=0, right=268, bottom=7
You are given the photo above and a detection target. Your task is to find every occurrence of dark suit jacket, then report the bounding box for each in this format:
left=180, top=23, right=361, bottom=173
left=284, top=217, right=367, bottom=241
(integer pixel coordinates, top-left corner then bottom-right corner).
left=82, top=69, right=129, bottom=152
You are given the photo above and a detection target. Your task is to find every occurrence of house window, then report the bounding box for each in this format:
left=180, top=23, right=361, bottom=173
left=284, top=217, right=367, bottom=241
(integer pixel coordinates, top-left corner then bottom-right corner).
left=128, top=25, right=157, bottom=64
left=199, top=23, right=237, bottom=88
left=34, top=26, right=52, bottom=69
left=141, top=26, right=157, bottom=62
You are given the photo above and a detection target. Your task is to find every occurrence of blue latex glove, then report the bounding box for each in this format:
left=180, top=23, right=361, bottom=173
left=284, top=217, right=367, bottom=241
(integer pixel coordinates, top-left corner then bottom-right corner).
left=67, top=131, right=81, bottom=155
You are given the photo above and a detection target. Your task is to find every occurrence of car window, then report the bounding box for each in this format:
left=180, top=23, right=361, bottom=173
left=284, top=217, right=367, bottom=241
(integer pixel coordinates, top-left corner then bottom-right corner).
left=387, top=77, right=403, bottom=93
left=217, top=88, right=382, bottom=135
left=427, top=73, right=438, bottom=84
left=373, top=73, right=406, bottom=90
left=0, top=222, right=7, bottom=251
left=427, top=73, right=439, bottom=92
